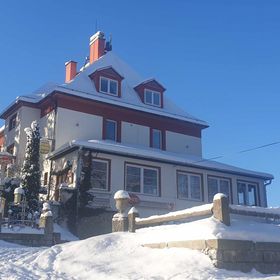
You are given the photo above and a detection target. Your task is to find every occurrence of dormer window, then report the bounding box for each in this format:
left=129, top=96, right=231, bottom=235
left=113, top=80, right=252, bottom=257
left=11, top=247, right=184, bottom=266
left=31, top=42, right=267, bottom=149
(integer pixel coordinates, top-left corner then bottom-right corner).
left=144, top=89, right=161, bottom=107
left=100, top=76, right=118, bottom=96
left=89, top=67, right=124, bottom=98
left=134, top=79, right=166, bottom=108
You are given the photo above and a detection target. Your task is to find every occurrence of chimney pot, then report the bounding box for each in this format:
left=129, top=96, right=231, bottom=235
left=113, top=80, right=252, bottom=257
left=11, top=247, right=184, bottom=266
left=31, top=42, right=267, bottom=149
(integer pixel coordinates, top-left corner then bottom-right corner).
left=65, top=61, right=77, bottom=83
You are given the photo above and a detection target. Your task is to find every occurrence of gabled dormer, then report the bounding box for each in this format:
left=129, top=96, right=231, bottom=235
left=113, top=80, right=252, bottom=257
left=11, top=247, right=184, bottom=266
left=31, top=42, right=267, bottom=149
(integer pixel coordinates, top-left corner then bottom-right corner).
left=134, top=79, right=166, bottom=108
left=89, top=66, right=124, bottom=97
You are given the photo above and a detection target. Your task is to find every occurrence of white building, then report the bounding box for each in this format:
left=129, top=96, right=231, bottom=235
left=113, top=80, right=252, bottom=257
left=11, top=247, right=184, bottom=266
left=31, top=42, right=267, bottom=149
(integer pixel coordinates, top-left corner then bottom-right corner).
left=0, top=31, right=273, bottom=236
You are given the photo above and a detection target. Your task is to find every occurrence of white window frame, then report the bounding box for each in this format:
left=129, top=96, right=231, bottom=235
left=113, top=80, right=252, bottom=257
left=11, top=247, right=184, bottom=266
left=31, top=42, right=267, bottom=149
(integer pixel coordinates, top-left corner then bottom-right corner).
left=237, top=181, right=259, bottom=206
left=99, top=76, right=118, bottom=96
left=177, top=171, right=202, bottom=201
left=151, top=129, right=162, bottom=149
left=105, top=119, right=117, bottom=141
left=91, top=159, right=109, bottom=191
left=207, top=176, right=231, bottom=202
left=125, top=163, right=160, bottom=196
left=144, top=89, right=161, bottom=107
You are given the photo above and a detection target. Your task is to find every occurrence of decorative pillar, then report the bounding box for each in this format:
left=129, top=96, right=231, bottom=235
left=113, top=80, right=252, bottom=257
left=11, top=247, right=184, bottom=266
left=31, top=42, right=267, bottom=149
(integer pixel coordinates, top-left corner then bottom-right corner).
left=112, top=190, right=130, bottom=232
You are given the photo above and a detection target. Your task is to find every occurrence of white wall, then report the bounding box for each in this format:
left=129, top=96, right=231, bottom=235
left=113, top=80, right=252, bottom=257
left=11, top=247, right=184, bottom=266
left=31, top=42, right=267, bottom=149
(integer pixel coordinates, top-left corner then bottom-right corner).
left=17, top=107, right=41, bottom=166
left=4, top=107, right=41, bottom=166
left=166, top=131, right=202, bottom=156
left=55, top=108, right=103, bottom=148
left=54, top=151, right=267, bottom=218
left=121, top=122, right=149, bottom=147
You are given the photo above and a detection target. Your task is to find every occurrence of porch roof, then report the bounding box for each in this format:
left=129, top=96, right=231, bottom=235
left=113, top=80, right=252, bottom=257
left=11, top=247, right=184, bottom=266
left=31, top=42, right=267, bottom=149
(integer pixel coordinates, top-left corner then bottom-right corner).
left=48, top=140, right=274, bottom=181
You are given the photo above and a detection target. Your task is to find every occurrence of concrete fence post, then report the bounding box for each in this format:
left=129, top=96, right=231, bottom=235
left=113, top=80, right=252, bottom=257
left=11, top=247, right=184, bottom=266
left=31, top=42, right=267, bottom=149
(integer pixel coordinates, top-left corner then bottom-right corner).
left=128, top=207, right=139, bottom=233
left=44, top=215, right=54, bottom=246
left=212, top=193, right=230, bottom=226
left=112, top=190, right=130, bottom=232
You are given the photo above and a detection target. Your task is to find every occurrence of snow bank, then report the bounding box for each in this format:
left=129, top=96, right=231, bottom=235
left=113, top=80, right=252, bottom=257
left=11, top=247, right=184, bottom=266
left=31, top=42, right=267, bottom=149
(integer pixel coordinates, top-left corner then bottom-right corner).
left=0, top=216, right=279, bottom=279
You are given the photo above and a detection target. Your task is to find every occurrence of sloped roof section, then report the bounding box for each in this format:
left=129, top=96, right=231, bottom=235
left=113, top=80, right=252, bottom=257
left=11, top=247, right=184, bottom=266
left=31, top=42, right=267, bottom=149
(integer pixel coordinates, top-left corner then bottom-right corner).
left=61, top=52, right=208, bottom=126
left=49, top=139, right=273, bottom=180
left=1, top=51, right=208, bottom=127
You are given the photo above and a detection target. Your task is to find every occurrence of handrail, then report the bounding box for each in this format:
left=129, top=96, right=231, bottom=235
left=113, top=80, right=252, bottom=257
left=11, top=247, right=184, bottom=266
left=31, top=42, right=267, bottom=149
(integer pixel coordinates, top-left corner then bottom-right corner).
left=135, top=204, right=213, bottom=227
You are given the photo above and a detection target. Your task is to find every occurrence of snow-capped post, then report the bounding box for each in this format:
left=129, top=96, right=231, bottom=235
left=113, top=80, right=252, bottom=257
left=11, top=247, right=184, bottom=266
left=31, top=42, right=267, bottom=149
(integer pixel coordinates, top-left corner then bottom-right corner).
left=13, top=185, right=25, bottom=204
left=112, top=190, right=130, bottom=232
left=212, top=193, right=230, bottom=226
left=21, top=121, right=41, bottom=211
left=40, top=202, right=54, bottom=245
left=128, top=207, right=139, bottom=233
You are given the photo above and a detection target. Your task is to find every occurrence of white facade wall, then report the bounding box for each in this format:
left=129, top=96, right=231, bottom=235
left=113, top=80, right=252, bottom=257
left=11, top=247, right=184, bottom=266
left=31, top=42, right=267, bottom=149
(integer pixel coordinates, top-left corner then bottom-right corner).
left=4, top=107, right=41, bottom=166
left=40, top=110, right=55, bottom=140
left=121, top=122, right=149, bottom=147
left=166, top=131, right=202, bottom=156
left=55, top=151, right=266, bottom=218
left=55, top=108, right=103, bottom=149
left=17, top=107, right=41, bottom=166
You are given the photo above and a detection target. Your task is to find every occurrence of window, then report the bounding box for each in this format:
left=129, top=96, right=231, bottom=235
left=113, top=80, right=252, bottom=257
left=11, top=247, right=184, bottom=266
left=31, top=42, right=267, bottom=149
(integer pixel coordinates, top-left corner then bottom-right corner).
left=9, top=114, right=17, bottom=131
left=100, top=76, right=118, bottom=96
left=144, top=89, right=161, bottom=107
left=7, top=144, right=14, bottom=156
left=104, top=119, right=117, bottom=141
left=237, top=181, right=258, bottom=206
left=151, top=129, right=162, bottom=149
left=125, top=164, right=159, bottom=196
left=177, top=172, right=202, bottom=201
left=91, top=159, right=109, bottom=190
left=43, top=172, right=48, bottom=186
left=208, top=176, right=231, bottom=202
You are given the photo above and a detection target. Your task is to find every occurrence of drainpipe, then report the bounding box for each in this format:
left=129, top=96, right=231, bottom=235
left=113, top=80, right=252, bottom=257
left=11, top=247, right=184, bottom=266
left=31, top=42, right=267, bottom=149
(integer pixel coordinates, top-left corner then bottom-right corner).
left=264, top=179, right=272, bottom=208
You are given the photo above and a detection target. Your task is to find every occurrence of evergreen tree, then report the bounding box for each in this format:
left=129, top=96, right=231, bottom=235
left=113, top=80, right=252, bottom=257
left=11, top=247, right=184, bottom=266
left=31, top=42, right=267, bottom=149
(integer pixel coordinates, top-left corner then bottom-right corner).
left=21, top=121, right=41, bottom=210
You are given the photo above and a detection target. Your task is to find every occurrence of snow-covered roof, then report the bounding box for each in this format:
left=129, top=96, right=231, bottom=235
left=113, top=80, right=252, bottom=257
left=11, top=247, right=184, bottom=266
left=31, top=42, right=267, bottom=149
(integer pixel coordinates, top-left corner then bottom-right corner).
left=0, top=82, right=59, bottom=117
left=49, top=140, right=273, bottom=180
left=60, top=52, right=207, bottom=126
left=0, top=52, right=208, bottom=127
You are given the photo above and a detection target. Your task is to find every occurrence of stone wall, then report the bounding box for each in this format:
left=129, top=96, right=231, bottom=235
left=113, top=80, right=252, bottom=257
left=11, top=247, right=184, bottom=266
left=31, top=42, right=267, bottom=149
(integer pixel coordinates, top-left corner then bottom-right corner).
left=143, top=239, right=280, bottom=274
left=0, top=232, right=61, bottom=247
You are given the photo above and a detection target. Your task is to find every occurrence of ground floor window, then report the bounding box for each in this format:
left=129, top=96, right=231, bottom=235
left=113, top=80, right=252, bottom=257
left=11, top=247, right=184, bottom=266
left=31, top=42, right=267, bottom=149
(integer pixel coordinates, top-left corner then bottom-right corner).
left=91, top=159, right=109, bottom=191
left=237, top=181, right=258, bottom=206
left=125, top=163, right=159, bottom=196
left=208, top=176, right=231, bottom=202
left=177, top=171, right=202, bottom=201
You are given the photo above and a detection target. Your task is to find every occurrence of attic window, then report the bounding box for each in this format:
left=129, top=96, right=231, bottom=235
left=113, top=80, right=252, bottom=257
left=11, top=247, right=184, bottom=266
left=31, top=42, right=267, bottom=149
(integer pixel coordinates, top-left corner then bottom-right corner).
left=144, top=89, right=161, bottom=107
left=100, top=76, right=118, bottom=96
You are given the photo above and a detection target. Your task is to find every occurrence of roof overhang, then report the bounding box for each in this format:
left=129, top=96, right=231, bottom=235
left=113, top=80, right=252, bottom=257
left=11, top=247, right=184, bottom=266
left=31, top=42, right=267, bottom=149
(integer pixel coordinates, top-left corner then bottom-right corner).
left=48, top=140, right=273, bottom=181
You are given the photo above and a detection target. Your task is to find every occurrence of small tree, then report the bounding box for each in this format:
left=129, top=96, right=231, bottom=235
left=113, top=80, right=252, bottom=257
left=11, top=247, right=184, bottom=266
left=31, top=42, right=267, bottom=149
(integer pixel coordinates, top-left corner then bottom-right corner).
left=21, top=121, right=41, bottom=211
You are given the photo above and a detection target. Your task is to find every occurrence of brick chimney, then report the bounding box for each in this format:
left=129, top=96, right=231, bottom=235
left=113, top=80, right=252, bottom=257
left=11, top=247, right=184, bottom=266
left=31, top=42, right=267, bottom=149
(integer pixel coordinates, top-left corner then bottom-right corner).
left=89, top=31, right=105, bottom=64
left=65, top=61, right=77, bottom=83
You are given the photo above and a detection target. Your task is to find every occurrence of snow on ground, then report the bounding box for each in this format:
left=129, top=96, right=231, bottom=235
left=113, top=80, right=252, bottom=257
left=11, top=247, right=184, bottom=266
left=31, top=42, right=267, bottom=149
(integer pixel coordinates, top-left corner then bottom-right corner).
left=0, top=216, right=279, bottom=279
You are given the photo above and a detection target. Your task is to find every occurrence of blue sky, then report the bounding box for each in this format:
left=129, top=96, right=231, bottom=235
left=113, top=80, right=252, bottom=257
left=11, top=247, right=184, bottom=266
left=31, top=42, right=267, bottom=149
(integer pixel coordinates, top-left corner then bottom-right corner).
left=0, top=1, right=279, bottom=206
